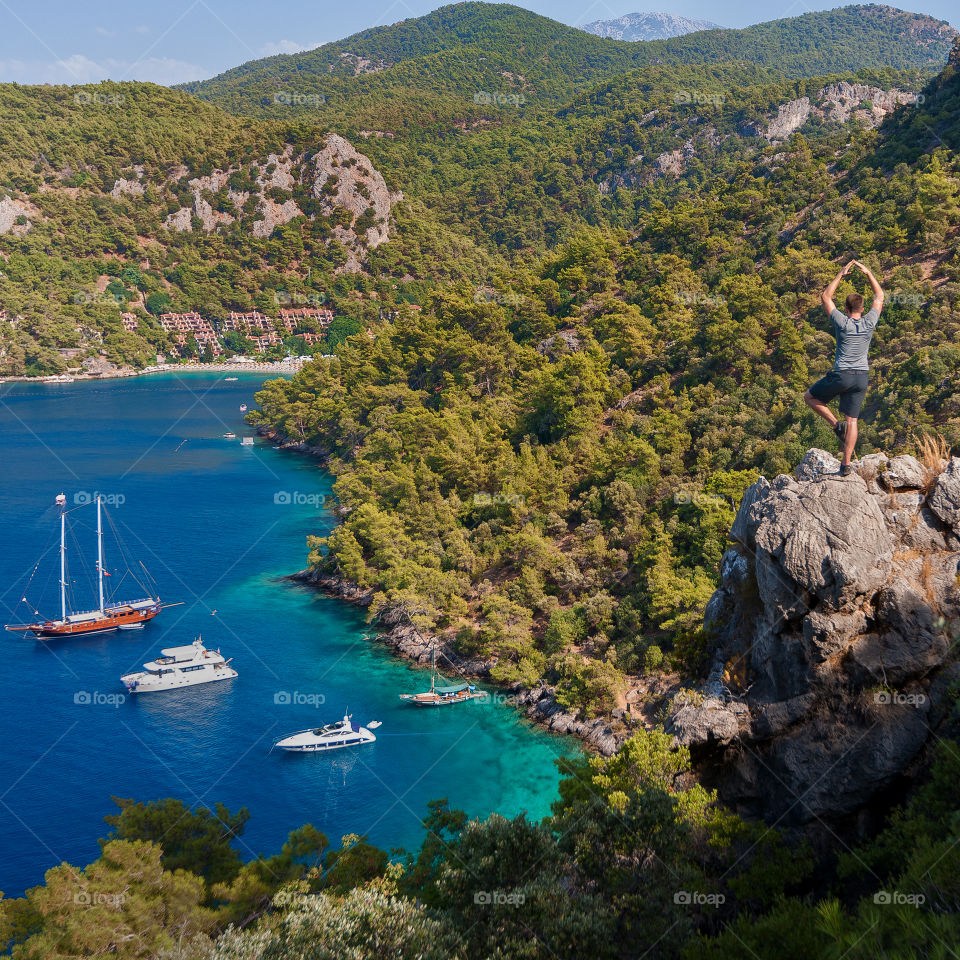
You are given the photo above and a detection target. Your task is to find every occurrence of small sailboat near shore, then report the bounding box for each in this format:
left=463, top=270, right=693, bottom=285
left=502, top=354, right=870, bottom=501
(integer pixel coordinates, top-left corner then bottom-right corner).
left=5, top=494, right=178, bottom=639
left=400, top=643, right=487, bottom=707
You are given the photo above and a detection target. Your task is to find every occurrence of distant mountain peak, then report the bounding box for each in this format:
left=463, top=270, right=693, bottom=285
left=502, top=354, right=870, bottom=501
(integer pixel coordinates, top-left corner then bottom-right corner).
left=579, top=11, right=723, bottom=41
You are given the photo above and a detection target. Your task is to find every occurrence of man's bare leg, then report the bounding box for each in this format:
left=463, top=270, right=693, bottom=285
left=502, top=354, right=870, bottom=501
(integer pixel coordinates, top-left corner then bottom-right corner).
left=804, top=390, right=839, bottom=429
left=841, top=417, right=858, bottom=466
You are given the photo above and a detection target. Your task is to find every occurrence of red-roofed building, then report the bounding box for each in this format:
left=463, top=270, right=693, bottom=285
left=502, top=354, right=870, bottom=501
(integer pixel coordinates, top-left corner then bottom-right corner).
left=221, top=311, right=273, bottom=334
left=278, top=307, right=334, bottom=332
left=159, top=312, right=222, bottom=356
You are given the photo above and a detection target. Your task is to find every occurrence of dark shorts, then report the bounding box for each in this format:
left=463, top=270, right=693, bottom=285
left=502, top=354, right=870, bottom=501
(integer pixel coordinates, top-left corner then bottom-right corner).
left=808, top=369, right=869, bottom=418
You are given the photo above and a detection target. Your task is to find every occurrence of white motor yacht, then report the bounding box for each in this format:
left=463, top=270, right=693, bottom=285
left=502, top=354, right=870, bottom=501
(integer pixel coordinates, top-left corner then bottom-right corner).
left=122, top=637, right=236, bottom=693
left=275, top=714, right=381, bottom=752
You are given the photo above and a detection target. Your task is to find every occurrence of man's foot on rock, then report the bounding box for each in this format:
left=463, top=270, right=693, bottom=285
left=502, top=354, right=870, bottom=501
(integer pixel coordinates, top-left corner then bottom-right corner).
left=840, top=463, right=855, bottom=477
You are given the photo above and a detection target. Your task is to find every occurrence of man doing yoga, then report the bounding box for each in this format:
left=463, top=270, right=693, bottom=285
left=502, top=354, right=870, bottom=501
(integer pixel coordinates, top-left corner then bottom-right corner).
left=804, top=260, right=884, bottom=476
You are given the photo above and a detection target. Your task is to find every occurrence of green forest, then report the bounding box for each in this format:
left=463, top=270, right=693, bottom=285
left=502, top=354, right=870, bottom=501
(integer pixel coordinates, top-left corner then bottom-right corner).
left=0, top=3, right=953, bottom=375
left=2, top=3, right=960, bottom=957
left=251, top=51, right=960, bottom=712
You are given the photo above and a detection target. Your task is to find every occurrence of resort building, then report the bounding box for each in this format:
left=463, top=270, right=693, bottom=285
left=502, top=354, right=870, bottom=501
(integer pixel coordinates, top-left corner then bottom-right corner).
left=278, top=307, right=334, bottom=332
left=159, top=312, right=223, bottom=356
left=221, top=311, right=274, bottom=334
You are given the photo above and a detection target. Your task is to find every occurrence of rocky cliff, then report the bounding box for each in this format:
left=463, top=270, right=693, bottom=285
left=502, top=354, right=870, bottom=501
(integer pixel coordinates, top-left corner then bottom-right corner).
left=669, top=448, right=960, bottom=836
left=156, top=134, right=399, bottom=272
left=599, top=79, right=922, bottom=192
left=757, top=81, right=922, bottom=141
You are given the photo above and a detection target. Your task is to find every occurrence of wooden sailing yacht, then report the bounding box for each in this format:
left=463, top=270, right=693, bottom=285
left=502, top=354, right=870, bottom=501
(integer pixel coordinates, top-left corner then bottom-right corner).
left=399, top=643, right=487, bottom=707
left=5, top=493, right=173, bottom=639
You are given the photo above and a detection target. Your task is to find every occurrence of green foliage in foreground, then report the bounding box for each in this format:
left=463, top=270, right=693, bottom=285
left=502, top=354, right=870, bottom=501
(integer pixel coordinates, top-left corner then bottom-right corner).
left=3, top=729, right=958, bottom=958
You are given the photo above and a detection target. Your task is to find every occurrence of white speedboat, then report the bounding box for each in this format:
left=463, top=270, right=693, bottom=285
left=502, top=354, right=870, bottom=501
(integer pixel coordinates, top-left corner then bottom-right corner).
left=122, top=637, right=236, bottom=693
left=275, top=714, right=381, bottom=752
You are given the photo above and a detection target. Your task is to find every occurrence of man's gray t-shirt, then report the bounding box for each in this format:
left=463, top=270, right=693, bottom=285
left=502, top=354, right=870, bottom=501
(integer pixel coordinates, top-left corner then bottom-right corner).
left=831, top=307, right=879, bottom=371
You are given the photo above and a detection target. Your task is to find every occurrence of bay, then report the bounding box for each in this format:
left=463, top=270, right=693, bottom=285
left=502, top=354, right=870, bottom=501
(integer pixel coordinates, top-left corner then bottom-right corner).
left=0, top=372, right=577, bottom=896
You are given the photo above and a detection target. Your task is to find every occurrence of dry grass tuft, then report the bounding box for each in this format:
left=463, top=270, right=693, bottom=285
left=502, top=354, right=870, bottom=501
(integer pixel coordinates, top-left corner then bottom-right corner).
left=913, top=433, right=951, bottom=493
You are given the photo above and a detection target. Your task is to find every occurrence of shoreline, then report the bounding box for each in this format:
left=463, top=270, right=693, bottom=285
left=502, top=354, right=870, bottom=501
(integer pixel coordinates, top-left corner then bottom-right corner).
left=287, top=566, right=628, bottom=755
left=0, top=360, right=304, bottom=384
left=256, top=421, right=634, bottom=755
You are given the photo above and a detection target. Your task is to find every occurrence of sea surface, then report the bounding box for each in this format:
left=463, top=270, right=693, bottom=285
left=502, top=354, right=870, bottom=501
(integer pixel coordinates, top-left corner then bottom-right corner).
left=0, top=372, right=577, bottom=896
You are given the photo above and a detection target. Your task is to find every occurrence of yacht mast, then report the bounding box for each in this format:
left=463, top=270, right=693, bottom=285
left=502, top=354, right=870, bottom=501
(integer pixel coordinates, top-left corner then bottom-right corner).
left=59, top=503, right=66, bottom=623
left=96, top=495, right=105, bottom=614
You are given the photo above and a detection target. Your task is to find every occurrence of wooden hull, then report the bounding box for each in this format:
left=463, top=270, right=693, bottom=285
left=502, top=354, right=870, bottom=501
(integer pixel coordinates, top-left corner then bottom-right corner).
left=10, top=603, right=160, bottom=638
left=400, top=691, right=488, bottom=706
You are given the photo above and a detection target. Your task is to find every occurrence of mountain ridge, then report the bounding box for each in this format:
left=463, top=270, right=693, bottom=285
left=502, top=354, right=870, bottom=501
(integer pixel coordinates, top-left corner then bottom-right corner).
left=579, top=11, right=724, bottom=41
left=182, top=3, right=957, bottom=119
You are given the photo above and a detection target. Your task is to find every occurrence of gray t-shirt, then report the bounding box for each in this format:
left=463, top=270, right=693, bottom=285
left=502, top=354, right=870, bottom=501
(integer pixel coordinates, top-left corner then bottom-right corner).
left=831, top=307, right=879, bottom=371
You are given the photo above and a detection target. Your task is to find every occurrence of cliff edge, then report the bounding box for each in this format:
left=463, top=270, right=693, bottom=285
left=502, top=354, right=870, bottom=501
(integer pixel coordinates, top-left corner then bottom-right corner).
left=669, top=448, right=960, bottom=831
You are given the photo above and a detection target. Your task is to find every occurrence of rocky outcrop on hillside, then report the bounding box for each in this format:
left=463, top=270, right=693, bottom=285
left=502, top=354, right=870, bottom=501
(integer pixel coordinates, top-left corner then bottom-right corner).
left=763, top=97, right=813, bottom=141
left=309, top=134, right=396, bottom=270
left=158, top=134, right=399, bottom=271
left=0, top=195, right=37, bottom=235
left=668, top=448, right=960, bottom=833
left=754, top=82, right=921, bottom=141
left=110, top=175, right=145, bottom=198
left=600, top=80, right=922, bottom=189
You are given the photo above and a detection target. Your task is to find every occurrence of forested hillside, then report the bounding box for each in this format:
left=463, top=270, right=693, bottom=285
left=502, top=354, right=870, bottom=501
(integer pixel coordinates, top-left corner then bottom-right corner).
left=0, top=84, right=488, bottom=375
left=252, top=42, right=960, bottom=715
left=2, top=5, right=960, bottom=959
left=0, top=3, right=952, bottom=375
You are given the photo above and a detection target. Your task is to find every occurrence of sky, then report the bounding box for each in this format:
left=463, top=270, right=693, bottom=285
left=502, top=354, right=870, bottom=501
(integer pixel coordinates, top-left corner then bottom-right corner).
left=0, top=0, right=956, bottom=87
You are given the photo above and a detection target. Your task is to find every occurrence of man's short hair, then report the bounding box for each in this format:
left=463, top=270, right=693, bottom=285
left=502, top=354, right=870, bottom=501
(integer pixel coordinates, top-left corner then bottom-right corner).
left=845, top=292, right=864, bottom=314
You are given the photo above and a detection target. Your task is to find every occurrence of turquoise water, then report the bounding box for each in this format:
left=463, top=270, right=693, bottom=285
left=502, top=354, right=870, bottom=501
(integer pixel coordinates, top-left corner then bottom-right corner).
left=0, top=372, right=577, bottom=896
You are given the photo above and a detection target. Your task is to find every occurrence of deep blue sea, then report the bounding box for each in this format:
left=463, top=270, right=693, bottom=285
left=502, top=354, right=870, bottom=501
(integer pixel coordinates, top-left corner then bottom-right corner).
left=0, top=372, right=576, bottom=896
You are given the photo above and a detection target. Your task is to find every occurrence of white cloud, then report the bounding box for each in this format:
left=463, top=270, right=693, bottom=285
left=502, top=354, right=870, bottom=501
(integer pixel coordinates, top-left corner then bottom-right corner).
left=95, top=26, right=116, bottom=37
left=0, top=54, right=209, bottom=86
left=258, top=39, right=323, bottom=57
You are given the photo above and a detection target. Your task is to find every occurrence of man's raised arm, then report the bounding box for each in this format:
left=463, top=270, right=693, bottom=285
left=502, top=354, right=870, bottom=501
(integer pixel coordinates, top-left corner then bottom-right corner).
left=821, top=261, right=853, bottom=318
left=855, top=261, right=885, bottom=315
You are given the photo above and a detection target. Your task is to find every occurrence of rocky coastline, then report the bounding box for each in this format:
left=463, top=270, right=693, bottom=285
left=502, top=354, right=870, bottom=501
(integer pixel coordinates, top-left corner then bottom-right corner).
left=286, top=565, right=628, bottom=756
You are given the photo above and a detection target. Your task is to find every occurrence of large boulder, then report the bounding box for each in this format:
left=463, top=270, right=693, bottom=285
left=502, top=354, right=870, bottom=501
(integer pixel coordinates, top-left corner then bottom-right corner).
left=928, top=457, right=960, bottom=532
left=881, top=454, right=929, bottom=490
left=752, top=472, right=893, bottom=615
left=667, top=697, right=746, bottom=747
left=670, top=448, right=960, bottom=833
